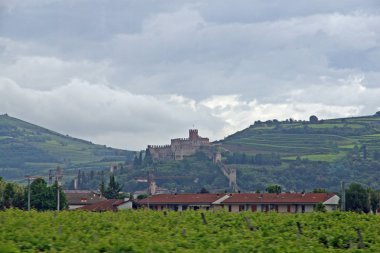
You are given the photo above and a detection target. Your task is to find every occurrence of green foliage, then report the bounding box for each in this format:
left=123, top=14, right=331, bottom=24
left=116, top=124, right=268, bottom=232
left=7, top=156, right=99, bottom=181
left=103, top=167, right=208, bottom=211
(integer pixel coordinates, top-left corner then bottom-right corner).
left=0, top=114, right=134, bottom=181
left=345, top=183, right=370, bottom=213
left=313, top=188, right=328, bottom=193
left=1, top=210, right=380, bottom=252
left=314, top=203, right=326, bottom=212
left=309, top=115, right=319, bottom=123
left=103, top=175, right=123, bottom=199
left=266, top=184, right=282, bottom=194
left=0, top=180, right=24, bottom=210
left=199, top=187, right=209, bottom=193
left=137, top=194, right=148, bottom=200
left=28, top=178, right=67, bottom=211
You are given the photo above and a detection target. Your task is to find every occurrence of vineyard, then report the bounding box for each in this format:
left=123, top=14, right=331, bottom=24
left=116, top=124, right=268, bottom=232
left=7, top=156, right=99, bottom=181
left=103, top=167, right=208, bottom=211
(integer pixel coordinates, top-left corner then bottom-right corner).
left=0, top=210, right=380, bottom=252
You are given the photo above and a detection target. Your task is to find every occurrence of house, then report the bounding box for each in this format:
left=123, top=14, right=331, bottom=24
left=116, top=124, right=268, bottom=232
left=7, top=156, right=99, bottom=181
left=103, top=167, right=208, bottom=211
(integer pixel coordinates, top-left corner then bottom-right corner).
left=63, top=190, right=106, bottom=210
left=138, top=193, right=229, bottom=211
left=138, top=193, right=340, bottom=213
left=222, top=193, right=340, bottom=213
left=79, top=198, right=133, bottom=212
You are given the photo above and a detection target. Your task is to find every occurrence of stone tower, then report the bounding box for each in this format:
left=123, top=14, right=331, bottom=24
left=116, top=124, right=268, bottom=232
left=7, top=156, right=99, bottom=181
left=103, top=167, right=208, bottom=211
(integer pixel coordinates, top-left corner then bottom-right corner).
left=189, top=129, right=199, bottom=140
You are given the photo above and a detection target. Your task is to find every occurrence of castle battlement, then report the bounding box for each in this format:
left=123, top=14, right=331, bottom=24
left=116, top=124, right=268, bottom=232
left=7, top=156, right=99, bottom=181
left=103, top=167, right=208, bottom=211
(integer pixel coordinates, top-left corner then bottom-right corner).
left=147, top=129, right=210, bottom=161
left=148, top=144, right=171, bottom=149
left=171, top=138, right=189, bottom=142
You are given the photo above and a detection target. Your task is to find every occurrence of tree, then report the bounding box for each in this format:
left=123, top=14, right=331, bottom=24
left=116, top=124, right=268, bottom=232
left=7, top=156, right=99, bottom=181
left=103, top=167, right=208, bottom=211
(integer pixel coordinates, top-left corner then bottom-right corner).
left=345, top=183, right=370, bottom=213
left=199, top=187, right=209, bottom=194
left=309, top=115, right=319, bottom=124
left=104, top=175, right=122, bottom=199
left=50, top=181, right=68, bottom=211
left=99, top=178, right=105, bottom=196
left=3, top=183, right=17, bottom=208
left=313, top=188, right=327, bottom=193
left=266, top=185, right=282, bottom=194
left=144, top=149, right=153, bottom=166
left=27, top=178, right=67, bottom=211
left=314, top=203, right=326, bottom=212
left=137, top=194, right=148, bottom=200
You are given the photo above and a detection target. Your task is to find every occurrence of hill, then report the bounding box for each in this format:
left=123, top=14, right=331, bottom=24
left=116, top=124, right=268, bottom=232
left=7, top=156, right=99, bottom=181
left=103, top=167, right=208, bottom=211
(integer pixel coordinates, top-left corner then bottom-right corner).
left=215, top=113, right=380, bottom=192
left=85, top=113, right=380, bottom=194
left=0, top=114, right=134, bottom=181
left=219, top=113, right=380, bottom=162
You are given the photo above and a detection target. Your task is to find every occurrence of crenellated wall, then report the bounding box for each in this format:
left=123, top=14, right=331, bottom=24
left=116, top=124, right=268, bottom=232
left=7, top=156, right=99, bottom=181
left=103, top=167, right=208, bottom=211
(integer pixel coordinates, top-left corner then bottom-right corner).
left=147, top=129, right=211, bottom=161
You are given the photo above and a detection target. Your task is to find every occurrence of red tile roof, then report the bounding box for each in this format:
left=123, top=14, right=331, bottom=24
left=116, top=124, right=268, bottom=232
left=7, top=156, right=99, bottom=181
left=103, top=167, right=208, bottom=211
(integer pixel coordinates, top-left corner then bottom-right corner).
left=64, top=190, right=106, bottom=205
left=138, top=193, right=226, bottom=205
left=222, top=193, right=336, bottom=204
left=79, top=199, right=125, bottom=212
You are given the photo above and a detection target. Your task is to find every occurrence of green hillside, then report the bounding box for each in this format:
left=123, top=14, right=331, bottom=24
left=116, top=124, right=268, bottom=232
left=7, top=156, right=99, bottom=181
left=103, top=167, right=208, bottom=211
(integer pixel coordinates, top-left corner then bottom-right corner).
left=214, top=113, right=380, bottom=192
left=0, top=114, right=134, bottom=181
left=220, top=114, right=380, bottom=162
left=72, top=114, right=380, bottom=194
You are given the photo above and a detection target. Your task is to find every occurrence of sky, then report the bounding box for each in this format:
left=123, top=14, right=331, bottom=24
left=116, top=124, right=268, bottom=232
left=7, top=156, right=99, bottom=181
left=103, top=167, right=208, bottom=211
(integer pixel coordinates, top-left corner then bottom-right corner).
left=0, top=0, right=380, bottom=150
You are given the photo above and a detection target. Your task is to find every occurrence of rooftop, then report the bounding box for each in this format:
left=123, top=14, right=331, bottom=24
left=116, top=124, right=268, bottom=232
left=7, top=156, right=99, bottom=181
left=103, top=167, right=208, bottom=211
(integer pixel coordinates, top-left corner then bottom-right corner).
left=222, top=193, right=337, bottom=204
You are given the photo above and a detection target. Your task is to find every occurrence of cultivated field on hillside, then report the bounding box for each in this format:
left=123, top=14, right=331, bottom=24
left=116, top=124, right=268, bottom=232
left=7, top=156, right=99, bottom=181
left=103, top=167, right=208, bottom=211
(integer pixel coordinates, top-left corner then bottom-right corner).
left=0, top=210, right=379, bottom=252
left=222, top=115, right=380, bottom=162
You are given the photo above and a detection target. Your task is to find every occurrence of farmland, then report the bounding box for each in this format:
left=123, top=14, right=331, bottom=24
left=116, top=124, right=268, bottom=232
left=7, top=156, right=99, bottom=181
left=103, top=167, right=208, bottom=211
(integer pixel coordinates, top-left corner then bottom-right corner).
left=221, top=114, right=380, bottom=162
left=0, top=210, right=379, bottom=252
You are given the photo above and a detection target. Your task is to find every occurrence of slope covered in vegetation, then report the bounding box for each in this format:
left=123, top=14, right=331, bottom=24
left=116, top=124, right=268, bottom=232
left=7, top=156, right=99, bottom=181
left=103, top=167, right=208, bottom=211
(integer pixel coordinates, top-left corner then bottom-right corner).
left=216, top=113, right=380, bottom=192
left=0, top=114, right=134, bottom=181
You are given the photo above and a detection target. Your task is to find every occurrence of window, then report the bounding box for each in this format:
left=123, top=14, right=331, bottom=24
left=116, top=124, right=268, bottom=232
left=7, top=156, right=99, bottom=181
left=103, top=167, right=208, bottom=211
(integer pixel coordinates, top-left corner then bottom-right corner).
left=239, top=205, right=245, bottom=212
left=301, top=205, right=305, bottom=213
left=228, top=205, right=232, bottom=212
left=251, top=205, right=257, bottom=212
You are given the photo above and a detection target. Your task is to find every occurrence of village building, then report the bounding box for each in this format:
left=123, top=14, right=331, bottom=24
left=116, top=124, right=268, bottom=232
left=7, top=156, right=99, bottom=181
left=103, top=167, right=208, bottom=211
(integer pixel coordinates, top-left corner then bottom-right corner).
left=222, top=193, right=339, bottom=213
left=147, top=129, right=211, bottom=161
left=138, top=193, right=340, bottom=213
left=138, top=193, right=229, bottom=211
left=79, top=198, right=133, bottom=212
left=64, top=190, right=106, bottom=210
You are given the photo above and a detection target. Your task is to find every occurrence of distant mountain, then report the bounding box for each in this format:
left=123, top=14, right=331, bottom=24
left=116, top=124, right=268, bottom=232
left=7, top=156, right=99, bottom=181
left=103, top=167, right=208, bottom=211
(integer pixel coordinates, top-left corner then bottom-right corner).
left=0, top=114, right=135, bottom=181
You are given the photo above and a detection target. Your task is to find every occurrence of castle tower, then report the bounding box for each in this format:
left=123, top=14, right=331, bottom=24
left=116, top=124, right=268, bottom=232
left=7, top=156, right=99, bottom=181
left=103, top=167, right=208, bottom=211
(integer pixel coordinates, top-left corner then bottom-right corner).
left=189, top=129, right=198, bottom=140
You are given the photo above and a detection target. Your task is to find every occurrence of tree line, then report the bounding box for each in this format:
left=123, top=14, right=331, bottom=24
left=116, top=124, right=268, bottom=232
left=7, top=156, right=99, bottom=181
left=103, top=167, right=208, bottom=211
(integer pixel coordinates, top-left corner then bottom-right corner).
left=0, top=176, right=67, bottom=211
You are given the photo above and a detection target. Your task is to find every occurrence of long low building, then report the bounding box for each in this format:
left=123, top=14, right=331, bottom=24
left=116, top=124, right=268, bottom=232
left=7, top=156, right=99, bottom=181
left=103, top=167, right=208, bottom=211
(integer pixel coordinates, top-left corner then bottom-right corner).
left=138, top=193, right=340, bottom=213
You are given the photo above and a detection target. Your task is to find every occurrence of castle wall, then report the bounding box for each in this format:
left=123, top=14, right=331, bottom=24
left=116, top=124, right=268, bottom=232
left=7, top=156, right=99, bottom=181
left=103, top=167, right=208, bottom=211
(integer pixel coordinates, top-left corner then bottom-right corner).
left=147, top=129, right=211, bottom=161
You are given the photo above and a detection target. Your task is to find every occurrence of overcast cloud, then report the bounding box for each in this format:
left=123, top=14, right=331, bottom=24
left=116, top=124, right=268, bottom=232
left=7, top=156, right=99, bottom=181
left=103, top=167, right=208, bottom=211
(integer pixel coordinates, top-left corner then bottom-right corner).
left=0, top=0, right=379, bottom=150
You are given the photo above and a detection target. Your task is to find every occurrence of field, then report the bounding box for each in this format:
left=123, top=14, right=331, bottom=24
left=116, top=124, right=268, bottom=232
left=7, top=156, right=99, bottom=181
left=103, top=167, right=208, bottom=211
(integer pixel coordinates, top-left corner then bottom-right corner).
left=1, top=210, right=380, bottom=252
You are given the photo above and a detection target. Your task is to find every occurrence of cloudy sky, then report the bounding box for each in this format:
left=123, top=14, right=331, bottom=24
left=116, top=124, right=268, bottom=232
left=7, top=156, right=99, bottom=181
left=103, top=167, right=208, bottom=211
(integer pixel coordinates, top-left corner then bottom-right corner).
left=1, top=0, right=379, bottom=150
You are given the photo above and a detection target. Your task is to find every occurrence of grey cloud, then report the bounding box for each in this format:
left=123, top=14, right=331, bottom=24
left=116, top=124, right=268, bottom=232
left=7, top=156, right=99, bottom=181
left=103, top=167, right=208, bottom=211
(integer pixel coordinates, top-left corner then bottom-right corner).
left=0, top=1, right=379, bottom=149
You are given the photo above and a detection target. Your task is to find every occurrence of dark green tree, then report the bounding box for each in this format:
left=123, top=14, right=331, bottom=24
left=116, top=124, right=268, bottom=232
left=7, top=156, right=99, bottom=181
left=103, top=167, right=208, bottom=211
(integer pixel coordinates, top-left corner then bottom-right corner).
left=104, top=175, right=122, bottom=199
left=313, top=188, right=328, bottom=193
left=144, top=149, right=153, bottom=166
left=27, top=178, right=67, bottom=211
left=99, top=178, right=105, bottom=196
left=3, top=183, right=15, bottom=208
left=266, top=185, right=282, bottom=194
left=199, top=187, right=209, bottom=194
left=50, top=181, right=68, bottom=210
left=309, top=115, right=319, bottom=124
left=345, top=183, right=370, bottom=213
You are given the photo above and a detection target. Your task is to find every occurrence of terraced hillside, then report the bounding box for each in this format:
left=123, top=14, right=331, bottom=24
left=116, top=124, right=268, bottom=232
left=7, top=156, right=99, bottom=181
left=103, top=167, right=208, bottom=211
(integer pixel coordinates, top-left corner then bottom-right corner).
left=0, top=114, right=134, bottom=181
left=220, top=114, right=380, bottom=162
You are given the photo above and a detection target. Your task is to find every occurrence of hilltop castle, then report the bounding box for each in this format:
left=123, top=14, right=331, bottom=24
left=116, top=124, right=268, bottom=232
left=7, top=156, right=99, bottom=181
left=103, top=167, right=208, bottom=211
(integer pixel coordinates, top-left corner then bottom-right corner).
left=147, top=129, right=211, bottom=161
